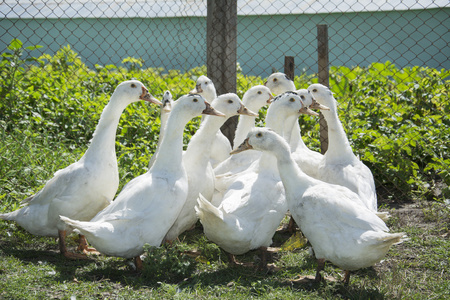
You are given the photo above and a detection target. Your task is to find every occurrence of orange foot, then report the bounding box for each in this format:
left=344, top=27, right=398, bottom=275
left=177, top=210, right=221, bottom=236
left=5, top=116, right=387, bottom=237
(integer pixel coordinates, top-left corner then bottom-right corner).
left=58, top=230, right=89, bottom=260
left=227, top=252, right=254, bottom=267
left=62, top=250, right=89, bottom=260
left=77, top=235, right=100, bottom=255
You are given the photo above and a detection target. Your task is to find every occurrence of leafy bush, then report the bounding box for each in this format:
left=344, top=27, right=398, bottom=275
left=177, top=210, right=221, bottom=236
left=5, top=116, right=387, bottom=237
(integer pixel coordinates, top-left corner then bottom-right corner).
left=292, top=62, right=449, bottom=202
left=328, top=63, right=449, bottom=201
left=0, top=39, right=448, bottom=212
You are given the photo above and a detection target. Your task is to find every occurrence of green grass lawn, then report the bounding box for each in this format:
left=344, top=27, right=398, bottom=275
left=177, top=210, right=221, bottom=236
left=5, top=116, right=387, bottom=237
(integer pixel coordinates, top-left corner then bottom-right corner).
left=1, top=201, right=448, bottom=299
left=1, top=42, right=449, bottom=299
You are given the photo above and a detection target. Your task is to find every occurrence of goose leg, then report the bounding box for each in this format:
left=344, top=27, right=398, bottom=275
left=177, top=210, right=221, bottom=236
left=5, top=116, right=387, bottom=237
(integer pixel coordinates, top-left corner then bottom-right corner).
left=258, top=246, right=268, bottom=270
left=227, top=252, right=243, bottom=266
left=287, top=215, right=297, bottom=233
left=134, top=256, right=143, bottom=271
left=227, top=252, right=241, bottom=266
left=77, top=234, right=100, bottom=255
left=343, top=270, right=351, bottom=285
left=315, top=258, right=326, bottom=282
left=58, top=230, right=88, bottom=260
left=163, top=237, right=181, bottom=246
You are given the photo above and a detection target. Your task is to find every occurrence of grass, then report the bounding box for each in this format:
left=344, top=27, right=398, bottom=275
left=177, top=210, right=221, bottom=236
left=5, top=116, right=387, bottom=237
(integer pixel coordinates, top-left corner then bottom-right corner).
left=0, top=111, right=449, bottom=300
left=1, top=201, right=449, bottom=299
left=0, top=45, right=448, bottom=298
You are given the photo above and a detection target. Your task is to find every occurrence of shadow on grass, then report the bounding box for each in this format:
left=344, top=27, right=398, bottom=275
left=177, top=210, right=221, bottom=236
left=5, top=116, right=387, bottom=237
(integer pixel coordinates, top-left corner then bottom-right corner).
left=1, top=246, right=96, bottom=270
left=172, top=261, right=386, bottom=299
left=1, top=244, right=148, bottom=287
left=1, top=242, right=387, bottom=299
left=0, top=223, right=386, bottom=298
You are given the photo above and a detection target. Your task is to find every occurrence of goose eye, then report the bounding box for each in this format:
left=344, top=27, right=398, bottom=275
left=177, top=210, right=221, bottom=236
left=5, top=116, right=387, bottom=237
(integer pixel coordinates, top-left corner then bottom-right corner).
left=131, top=83, right=136, bottom=88
left=312, top=89, right=317, bottom=92
left=256, top=132, right=262, bottom=137
left=300, top=95, right=305, bottom=100
left=273, top=78, right=277, bottom=82
left=257, top=91, right=262, bottom=94
left=289, top=98, right=295, bottom=102
left=228, top=99, right=233, bottom=104
left=193, top=98, right=198, bottom=102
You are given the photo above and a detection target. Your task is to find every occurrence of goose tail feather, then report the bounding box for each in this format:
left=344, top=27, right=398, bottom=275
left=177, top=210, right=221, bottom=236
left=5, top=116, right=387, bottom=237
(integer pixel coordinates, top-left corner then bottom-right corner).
left=195, top=193, right=223, bottom=221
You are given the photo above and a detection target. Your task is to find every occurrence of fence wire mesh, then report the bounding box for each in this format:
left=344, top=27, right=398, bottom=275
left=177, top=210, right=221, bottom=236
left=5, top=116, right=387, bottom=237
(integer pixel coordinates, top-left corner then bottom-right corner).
left=2, top=1, right=448, bottom=78
left=0, top=0, right=449, bottom=207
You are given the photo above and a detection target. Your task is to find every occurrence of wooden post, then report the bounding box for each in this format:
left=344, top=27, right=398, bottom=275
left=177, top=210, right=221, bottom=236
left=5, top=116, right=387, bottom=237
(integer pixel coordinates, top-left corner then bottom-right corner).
left=284, top=56, right=295, bottom=81
left=207, top=0, right=238, bottom=146
left=317, top=25, right=329, bottom=87
left=317, top=24, right=329, bottom=154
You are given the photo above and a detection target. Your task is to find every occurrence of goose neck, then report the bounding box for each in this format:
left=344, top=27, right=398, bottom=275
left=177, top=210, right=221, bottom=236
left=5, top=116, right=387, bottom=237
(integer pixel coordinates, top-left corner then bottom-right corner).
left=283, top=115, right=307, bottom=151
left=82, top=101, right=126, bottom=163
left=290, top=122, right=309, bottom=152
left=233, top=114, right=257, bottom=148
left=265, top=110, right=288, bottom=135
left=257, top=152, right=278, bottom=174
left=321, top=109, right=354, bottom=159
left=185, top=115, right=226, bottom=157
left=274, top=149, right=314, bottom=199
left=150, top=112, right=191, bottom=172
left=148, top=112, right=170, bottom=168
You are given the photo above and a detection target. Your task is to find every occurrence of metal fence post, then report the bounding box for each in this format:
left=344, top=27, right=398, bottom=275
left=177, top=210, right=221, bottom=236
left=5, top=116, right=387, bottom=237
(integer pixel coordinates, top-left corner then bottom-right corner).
left=317, top=24, right=329, bottom=154
left=207, top=0, right=238, bottom=146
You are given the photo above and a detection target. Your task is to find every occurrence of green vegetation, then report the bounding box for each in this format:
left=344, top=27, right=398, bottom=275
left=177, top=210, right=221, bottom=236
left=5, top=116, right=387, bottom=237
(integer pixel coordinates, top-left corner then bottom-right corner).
left=1, top=40, right=449, bottom=299
left=327, top=63, right=450, bottom=203
left=1, top=204, right=449, bottom=299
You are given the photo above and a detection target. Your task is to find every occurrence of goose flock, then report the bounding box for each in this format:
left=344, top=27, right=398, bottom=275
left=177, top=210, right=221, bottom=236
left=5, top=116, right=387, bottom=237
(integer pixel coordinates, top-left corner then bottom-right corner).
left=1, top=74, right=405, bottom=284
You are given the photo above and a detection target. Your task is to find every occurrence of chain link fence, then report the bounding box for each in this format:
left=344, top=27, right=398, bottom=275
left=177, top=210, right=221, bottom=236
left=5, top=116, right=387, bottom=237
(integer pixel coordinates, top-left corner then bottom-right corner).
left=1, top=0, right=449, bottom=206
left=1, top=1, right=448, bottom=78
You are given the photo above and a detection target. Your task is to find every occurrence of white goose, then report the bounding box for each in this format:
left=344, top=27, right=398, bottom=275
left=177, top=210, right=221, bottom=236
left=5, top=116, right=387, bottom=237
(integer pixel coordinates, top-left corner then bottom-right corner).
left=148, top=90, right=173, bottom=168
left=264, top=73, right=316, bottom=155
left=164, top=93, right=257, bottom=242
left=233, top=128, right=405, bottom=284
left=284, top=89, right=329, bottom=178
left=308, top=83, right=379, bottom=213
left=0, top=80, right=161, bottom=259
left=264, top=73, right=326, bottom=149
left=233, top=85, right=273, bottom=147
left=190, top=75, right=231, bottom=167
left=213, top=85, right=272, bottom=181
left=212, top=91, right=317, bottom=206
left=196, top=92, right=314, bottom=266
left=60, top=94, right=224, bottom=268
left=190, top=75, right=217, bottom=104
left=264, top=72, right=296, bottom=95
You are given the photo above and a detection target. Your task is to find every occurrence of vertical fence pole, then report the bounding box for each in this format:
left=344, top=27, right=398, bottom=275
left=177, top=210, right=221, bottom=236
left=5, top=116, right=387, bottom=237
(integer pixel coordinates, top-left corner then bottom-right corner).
left=317, top=24, right=329, bottom=154
left=284, top=56, right=295, bottom=81
left=207, top=0, right=238, bottom=145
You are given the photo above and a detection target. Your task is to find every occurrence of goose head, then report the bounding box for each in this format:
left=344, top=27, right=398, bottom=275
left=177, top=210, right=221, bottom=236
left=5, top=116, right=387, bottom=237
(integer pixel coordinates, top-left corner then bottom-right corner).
left=242, top=85, right=273, bottom=112
left=307, top=83, right=336, bottom=111
left=113, top=80, right=162, bottom=106
left=190, top=75, right=217, bottom=102
left=161, top=90, right=174, bottom=113
left=264, top=72, right=296, bottom=96
left=211, top=93, right=258, bottom=119
left=231, top=127, right=287, bottom=155
left=296, top=89, right=330, bottom=115
left=268, top=92, right=306, bottom=119
left=173, top=94, right=225, bottom=119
